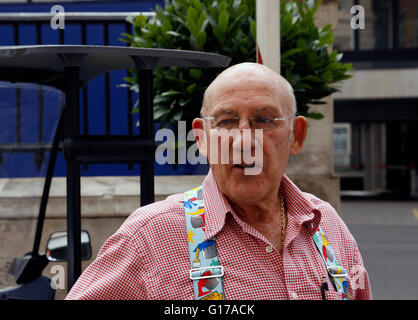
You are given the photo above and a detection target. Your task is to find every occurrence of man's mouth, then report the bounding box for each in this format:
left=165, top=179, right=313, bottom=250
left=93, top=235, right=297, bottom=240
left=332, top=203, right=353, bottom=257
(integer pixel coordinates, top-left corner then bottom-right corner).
left=233, top=163, right=256, bottom=169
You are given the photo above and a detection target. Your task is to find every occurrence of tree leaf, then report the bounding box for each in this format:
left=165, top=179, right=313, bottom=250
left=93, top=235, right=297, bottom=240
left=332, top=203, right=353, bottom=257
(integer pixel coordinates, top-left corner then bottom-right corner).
left=318, top=32, right=334, bottom=47
left=196, top=30, right=207, bottom=49
left=154, top=106, right=172, bottom=119
left=218, top=9, right=229, bottom=33
left=189, top=68, right=202, bottom=80
left=303, top=75, right=321, bottom=82
left=186, top=6, right=199, bottom=35
left=281, top=48, right=303, bottom=59
left=250, top=20, right=256, bottom=39
left=307, top=111, right=324, bottom=120
left=161, top=90, right=181, bottom=97
left=187, top=83, right=197, bottom=94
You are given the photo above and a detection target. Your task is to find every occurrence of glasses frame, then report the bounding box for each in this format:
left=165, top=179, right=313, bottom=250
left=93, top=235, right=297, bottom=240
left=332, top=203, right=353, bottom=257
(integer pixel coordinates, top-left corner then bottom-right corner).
left=201, top=113, right=296, bottom=131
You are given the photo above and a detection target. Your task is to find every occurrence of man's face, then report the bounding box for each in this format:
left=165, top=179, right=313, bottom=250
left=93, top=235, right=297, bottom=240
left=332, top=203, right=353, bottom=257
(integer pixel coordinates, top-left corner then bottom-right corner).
left=193, top=66, right=307, bottom=205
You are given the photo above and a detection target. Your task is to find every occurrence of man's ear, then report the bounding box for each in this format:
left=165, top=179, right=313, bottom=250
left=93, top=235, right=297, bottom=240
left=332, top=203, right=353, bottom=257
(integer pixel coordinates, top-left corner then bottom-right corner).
left=192, top=118, right=208, bottom=157
left=289, top=116, right=308, bottom=156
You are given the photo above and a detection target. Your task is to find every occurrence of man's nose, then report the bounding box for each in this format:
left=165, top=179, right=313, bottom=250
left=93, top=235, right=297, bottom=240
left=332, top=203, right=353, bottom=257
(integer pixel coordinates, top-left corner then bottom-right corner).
left=237, top=117, right=251, bottom=130
left=232, top=127, right=255, bottom=152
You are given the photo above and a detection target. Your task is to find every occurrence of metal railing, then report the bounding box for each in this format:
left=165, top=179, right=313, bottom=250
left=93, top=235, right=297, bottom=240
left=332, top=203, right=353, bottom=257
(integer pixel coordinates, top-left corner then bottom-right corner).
left=0, top=12, right=152, bottom=173
left=0, top=83, right=64, bottom=171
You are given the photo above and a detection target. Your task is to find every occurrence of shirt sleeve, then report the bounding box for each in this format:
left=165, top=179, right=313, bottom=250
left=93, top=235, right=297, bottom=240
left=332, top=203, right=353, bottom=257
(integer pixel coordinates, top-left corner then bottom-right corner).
left=65, top=231, right=148, bottom=300
left=350, top=243, right=373, bottom=300
left=318, top=200, right=373, bottom=300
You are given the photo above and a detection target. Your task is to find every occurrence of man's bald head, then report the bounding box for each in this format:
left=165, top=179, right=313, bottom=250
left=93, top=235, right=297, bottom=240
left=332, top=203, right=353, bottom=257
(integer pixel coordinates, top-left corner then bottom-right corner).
left=201, top=62, right=297, bottom=117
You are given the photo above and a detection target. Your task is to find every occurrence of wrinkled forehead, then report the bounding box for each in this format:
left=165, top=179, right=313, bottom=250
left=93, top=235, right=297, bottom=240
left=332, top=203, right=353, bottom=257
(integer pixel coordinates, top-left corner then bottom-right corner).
left=203, top=65, right=294, bottom=116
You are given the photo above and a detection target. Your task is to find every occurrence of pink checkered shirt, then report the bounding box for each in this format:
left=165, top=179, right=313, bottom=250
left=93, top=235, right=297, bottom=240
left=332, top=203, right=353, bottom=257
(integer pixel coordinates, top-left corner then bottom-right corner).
left=66, top=170, right=372, bottom=300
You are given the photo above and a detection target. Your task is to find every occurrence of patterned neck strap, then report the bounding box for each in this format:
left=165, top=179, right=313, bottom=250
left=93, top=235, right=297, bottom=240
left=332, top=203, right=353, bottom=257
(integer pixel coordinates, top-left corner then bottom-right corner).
left=184, top=185, right=350, bottom=300
left=312, top=226, right=350, bottom=300
left=184, top=186, right=225, bottom=300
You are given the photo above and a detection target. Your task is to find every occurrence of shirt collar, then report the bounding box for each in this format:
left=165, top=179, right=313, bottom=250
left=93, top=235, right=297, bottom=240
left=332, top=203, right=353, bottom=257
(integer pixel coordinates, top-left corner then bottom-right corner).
left=279, top=174, right=322, bottom=240
left=202, top=169, right=232, bottom=241
left=202, top=169, right=321, bottom=241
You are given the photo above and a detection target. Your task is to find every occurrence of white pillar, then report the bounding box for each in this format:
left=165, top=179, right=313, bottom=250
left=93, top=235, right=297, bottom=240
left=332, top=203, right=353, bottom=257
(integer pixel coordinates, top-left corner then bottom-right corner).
left=256, top=0, right=281, bottom=74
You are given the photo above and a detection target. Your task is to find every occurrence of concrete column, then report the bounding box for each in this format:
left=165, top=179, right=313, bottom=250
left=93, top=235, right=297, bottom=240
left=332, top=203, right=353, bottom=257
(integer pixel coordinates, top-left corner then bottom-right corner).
left=286, top=0, right=342, bottom=213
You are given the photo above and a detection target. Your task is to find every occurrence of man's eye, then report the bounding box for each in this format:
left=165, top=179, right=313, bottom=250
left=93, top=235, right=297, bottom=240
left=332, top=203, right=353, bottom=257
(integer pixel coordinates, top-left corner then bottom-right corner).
left=254, top=117, right=271, bottom=124
left=217, top=118, right=234, bottom=126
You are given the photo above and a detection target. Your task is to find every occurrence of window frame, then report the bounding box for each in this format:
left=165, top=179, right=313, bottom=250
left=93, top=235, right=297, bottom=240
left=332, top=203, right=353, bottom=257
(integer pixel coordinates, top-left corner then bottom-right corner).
left=339, top=0, right=418, bottom=66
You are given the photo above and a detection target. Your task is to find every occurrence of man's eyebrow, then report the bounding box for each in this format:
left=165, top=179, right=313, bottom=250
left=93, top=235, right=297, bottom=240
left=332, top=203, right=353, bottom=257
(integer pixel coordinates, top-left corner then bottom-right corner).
left=209, top=109, right=236, bottom=117
left=208, top=105, right=282, bottom=117
left=256, top=105, right=279, bottom=112
left=254, top=106, right=283, bottom=116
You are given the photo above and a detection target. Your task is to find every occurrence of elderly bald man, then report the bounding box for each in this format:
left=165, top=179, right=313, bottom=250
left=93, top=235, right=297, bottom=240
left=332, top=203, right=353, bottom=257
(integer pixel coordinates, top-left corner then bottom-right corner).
left=66, top=62, right=372, bottom=300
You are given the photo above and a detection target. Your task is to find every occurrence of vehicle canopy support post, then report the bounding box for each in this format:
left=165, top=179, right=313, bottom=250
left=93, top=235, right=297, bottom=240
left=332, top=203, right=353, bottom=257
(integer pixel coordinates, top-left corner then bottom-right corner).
left=63, top=66, right=82, bottom=292
left=138, top=69, right=155, bottom=206
left=31, top=112, right=64, bottom=256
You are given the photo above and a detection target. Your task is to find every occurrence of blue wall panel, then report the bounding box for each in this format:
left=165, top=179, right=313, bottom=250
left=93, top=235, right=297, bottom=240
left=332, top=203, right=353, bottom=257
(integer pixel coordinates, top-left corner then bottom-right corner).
left=0, top=1, right=209, bottom=178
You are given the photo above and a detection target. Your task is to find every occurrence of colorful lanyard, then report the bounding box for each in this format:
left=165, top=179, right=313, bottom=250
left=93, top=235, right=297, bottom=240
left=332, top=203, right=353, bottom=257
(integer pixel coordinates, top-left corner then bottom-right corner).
left=312, top=225, right=350, bottom=300
left=184, top=186, right=225, bottom=300
left=184, top=186, right=350, bottom=300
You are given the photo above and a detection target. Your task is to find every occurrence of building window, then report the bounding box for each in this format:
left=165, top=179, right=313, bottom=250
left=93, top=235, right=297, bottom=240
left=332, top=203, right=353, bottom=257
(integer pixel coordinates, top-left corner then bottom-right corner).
left=358, top=0, right=392, bottom=50
left=334, top=0, right=418, bottom=51
left=335, top=0, right=355, bottom=51
left=399, top=0, right=418, bottom=48
left=333, top=123, right=352, bottom=168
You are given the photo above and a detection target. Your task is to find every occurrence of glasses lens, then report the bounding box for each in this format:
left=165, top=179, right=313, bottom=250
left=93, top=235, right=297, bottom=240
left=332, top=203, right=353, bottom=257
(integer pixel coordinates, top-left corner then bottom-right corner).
left=251, top=116, right=276, bottom=130
left=212, top=116, right=239, bottom=130
left=207, top=113, right=290, bottom=131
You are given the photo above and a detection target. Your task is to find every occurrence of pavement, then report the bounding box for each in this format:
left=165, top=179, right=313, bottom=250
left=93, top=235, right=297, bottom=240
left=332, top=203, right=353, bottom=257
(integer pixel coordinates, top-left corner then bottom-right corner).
left=340, top=199, right=418, bottom=300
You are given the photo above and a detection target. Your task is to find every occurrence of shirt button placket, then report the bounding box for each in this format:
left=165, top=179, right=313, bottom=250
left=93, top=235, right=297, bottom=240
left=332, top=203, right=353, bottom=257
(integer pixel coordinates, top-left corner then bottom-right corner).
left=282, top=246, right=301, bottom=300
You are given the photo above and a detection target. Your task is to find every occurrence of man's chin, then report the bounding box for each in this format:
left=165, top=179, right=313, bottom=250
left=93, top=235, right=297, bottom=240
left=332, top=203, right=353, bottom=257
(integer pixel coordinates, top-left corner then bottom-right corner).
left=228, top=171, right=265, bottom=195
left=226, top=185, right=265, bottom=205
left=212, top=166, right=271, bottom=204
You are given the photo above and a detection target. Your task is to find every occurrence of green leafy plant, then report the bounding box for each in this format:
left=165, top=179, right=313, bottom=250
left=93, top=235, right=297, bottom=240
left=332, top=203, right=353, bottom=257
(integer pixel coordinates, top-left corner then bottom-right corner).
left=121, top=0, right=351, bottom=127
left=280, top=0, right=352, bottom=119
left=121, top=0, right=256, bottom=131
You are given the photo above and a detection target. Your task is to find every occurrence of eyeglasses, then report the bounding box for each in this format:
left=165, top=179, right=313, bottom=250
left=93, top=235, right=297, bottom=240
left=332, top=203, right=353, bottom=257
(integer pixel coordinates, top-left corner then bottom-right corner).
left=202, top=113, right=295, bottom=131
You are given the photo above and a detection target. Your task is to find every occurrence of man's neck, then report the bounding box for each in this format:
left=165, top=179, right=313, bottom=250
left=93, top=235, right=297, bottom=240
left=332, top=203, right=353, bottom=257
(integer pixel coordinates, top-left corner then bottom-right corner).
left=228, top=193, right=286, bottom=252
left=230, top=196, right=281, bottom=225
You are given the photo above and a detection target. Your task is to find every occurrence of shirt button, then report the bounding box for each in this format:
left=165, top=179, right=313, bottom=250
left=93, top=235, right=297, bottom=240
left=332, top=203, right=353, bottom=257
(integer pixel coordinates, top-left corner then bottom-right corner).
left=291, top=292, right=299, bottom=300
left=265, top=246, right=273, bottom=253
